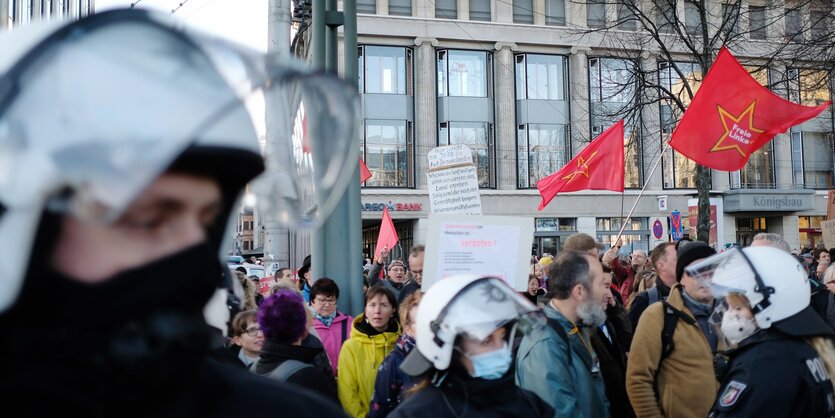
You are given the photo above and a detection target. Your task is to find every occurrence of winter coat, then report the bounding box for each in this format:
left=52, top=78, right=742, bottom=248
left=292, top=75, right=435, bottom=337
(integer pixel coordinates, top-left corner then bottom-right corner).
left=611, top=261, right=638, bottom=302
left=390, top=368, right=553, bottom=418
left=396, top=280, right=420, bottom=306
left=709, top=329, right=835, bottom=417
left=591, top=315, right=635, bottom=418
left=368, top=334, right=418, bottom=418
left=253, top=339, right=339, bottom=405
left=626, top=285, right=718, bottom=418
left=516, top=303, right=610, bottom=418
left=313, top=311, right=354, bottom=375
left=337, top=314, right=400, bottom=418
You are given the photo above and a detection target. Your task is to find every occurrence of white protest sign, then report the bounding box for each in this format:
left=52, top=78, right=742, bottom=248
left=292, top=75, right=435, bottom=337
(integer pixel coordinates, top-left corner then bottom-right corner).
left=423, top=214, right=534, bottom=291
left=426, top=145, right=482, bottom=215
left=822, top=220, right=835, bottom=250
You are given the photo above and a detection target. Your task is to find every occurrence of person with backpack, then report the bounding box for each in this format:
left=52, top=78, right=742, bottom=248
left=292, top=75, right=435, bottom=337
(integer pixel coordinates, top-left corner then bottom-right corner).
left=626, top=241, right=719, bottom=418
left=310, top=278, right=354, bottom=376
left=628, top=242, right=678, bottom=328
left=254, top=290, right=339, bottom=405
left=516, top=251, right=611, bottom=418
left=695, top=247, right=835, bottom=417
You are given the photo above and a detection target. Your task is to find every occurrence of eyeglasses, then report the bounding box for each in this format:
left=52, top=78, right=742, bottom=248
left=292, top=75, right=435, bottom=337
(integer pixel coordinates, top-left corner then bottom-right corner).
left=314, top=297, right=337, bottom=305
left=242, top=327, right=263, bottom=337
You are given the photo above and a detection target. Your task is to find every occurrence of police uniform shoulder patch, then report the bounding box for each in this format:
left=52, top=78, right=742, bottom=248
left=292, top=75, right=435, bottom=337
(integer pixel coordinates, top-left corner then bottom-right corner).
left=719, top=381, right=748, bottom=407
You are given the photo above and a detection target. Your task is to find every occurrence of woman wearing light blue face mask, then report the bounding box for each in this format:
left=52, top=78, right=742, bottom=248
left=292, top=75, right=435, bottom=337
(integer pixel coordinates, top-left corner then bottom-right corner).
left=391, top=276, right=554, bottom=418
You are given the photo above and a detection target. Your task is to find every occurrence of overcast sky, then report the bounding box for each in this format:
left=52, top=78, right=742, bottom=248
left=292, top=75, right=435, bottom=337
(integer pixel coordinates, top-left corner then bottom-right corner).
left=95, top=0, right=268, bottom=51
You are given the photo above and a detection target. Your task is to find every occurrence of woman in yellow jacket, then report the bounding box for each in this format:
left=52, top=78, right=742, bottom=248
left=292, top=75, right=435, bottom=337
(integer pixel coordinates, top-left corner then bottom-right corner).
left=338, top=285, right=401, bottom=418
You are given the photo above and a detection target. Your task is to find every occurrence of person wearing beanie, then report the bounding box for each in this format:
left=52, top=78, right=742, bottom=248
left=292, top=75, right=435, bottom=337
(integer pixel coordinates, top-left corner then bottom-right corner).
left=626, top=241, right=720, bottom=418
left=367, top=249, right=409, bottom=300
left=298, top=255, right=313, bottom=303
left=254, top=290, right=339, bottom=405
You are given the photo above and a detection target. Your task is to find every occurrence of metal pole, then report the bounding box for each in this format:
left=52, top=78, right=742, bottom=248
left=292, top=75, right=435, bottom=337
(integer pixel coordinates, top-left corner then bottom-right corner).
left=614, top=141, right=670, bottom=244
left=312, top=0, right=363, bottom=315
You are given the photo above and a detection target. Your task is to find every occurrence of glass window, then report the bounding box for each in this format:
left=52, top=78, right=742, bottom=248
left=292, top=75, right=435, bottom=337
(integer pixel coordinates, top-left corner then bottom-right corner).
left=721, top=3, right=740, bottom=38
left=618, top=0, right=637, bottom=30
left=389, top=0, right=411, bottom=16
left=518, top=124, right=569, bottom=188
left=749, top=5, right=767, bottom=39
left=536, top=218, right=577, bottom=231
left=659, top=62, right=703, bottom=189
left=685, top=1, right=702, bottom=35
left=359, top=46, right=411, bottom=95
left=363, top=120, right=413, bottom=187
left=655, top=0, right=676, bottom=33
left=439, top=122, right=494, bottom=187
left=589, top=57, right=636, bottom=103
left=597, top=217, right=650, bottom=253
left=802, top=132, right=834, bottom=189
left=791, top=130, right=805, bottom=186
left=470, top=0, right=491, bottom=21
left=516, top=54, right=567, bottom=101
left=436, top=0, right=457, bottom=18
left=785, top=8, right=803, bottom=40
left=811, top=9, right=831, bottom=40
left=357, top=0, right=376, bottom=14
left=438, top=50, right=489, bottom=98
left=731, top=143, right=775, bottom=188
left=513, top=0, right=534, bottom=23
left=589, top=58, right=641, bottom=188
left=587, top=0, right=606, bottom=28
left=546, top=0, right=566, bottom=25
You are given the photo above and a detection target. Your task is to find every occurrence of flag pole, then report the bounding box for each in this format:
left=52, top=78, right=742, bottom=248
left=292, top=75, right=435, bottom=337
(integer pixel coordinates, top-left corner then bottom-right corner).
left=614, top=141, right=671, bottom=245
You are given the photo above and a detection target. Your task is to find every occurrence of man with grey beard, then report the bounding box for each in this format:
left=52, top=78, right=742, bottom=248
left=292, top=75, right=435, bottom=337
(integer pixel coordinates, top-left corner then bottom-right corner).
left=516, top=251, right=611, bottom=418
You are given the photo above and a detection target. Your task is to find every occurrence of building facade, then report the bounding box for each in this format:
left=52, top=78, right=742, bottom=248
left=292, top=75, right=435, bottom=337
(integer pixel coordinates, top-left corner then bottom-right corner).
left=354, top=0, right=835, bottom=256
left=1, top=0, right=94, bottom=29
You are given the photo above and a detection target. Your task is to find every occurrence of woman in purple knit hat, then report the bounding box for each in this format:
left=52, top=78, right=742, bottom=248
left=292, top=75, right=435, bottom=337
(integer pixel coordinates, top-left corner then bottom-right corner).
left=253, top=290, right=338, bottom=405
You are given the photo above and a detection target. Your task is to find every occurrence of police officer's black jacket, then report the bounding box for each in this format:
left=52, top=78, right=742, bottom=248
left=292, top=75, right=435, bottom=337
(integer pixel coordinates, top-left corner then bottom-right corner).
left=710, top=329, right=835, bottom=418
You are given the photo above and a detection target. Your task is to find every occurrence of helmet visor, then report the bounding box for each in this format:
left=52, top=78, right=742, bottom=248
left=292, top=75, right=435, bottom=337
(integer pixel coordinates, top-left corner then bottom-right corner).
left=437, top=277, right=542, bottom=342
left=685, top=248, right=754, bottom=298
left=0, top=11, right=358, bottom=229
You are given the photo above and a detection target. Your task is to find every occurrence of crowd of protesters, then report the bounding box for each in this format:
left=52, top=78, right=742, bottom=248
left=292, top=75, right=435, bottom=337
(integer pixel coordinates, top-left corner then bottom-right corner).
left=215, top=232, right=835, bottom=418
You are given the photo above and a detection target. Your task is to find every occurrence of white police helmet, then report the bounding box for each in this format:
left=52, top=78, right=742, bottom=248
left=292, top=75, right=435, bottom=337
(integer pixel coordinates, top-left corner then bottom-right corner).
left=687, top=246, right=833, bottom=337
left=400, top=275, right=541, bottom=376
left=0, top=9, right=359, bottom=313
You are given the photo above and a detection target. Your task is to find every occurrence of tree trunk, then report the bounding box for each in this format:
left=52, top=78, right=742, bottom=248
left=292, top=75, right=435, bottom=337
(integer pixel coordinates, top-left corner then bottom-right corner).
left=696, top=164, right=712, bottom=244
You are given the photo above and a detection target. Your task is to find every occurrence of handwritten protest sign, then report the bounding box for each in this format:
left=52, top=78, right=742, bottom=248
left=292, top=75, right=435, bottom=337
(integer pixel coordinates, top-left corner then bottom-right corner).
left=822, top=220, right=835, bottom=250
left=423, top=214, right=534, bottom=291
left=426, top=145, right=482, bottom=215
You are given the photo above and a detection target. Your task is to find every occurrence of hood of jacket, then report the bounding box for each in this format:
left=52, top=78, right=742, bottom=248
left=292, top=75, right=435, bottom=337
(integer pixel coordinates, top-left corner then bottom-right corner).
left=351, top=313, right=400, bottom=345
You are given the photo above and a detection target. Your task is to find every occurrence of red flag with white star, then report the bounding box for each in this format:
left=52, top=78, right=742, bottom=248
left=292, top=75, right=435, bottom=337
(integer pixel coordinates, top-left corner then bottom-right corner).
left=537, top=120, right=624, bottom=210
left=670, top=47, right=831, bottom=171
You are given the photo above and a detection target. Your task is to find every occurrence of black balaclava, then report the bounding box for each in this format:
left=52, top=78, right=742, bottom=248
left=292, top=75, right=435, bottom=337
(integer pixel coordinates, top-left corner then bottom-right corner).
left=0, top=145, right=263, bottom=411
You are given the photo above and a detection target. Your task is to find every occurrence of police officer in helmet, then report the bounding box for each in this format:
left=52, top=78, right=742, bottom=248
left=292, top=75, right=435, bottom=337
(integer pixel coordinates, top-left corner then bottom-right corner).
left=688, top=247, right=835, bottom=417
left=0, top=9, right=354, bottom=417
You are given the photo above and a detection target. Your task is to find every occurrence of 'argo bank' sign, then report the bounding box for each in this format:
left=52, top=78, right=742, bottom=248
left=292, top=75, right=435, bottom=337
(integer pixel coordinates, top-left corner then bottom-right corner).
left=362, top=201, right=423, bottom=212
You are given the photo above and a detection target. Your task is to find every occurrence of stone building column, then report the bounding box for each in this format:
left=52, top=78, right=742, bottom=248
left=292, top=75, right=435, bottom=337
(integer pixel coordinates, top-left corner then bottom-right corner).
left=494, top=42, right=518, bottom=190
left=414, top=37, right=438, bottom=189
left=639, top=51, right=664, bottom=191
left=568, top=46, right=591, bottom=158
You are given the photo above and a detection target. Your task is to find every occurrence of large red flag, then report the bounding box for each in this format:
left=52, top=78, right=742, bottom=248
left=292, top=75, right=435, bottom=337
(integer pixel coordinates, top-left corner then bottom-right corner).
left=537, top=120, right=625, bottom=210
left=360, top=158, right=372, bottom=183
left=670, top=47, right=831, bottom=171
left=374, top=207, right=399, bottom=259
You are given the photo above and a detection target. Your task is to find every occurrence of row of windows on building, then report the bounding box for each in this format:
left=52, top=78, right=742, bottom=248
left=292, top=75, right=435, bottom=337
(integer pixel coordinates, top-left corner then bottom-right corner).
left=357, top=0, right=831, bottom=42
left=358, top=45, right=835, bottom=190
left=3, top=0, right=93, bottom=28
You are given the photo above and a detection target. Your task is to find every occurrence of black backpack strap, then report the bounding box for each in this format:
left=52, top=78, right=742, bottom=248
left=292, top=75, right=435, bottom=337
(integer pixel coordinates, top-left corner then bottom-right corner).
left=659, top=299, right=698, bottom=364
left=341, top=317, right=349, bottom=343
left=546, top=318, right=572, bottom=368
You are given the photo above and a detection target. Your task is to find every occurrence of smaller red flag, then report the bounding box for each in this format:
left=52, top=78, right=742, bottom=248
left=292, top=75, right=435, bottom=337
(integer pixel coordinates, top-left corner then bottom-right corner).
left=537, top=120, right=625, bottom=211
left=670, top=47, right=831, bottom=171
left=374, top=207, right=399, bottom=259
left=360, top=158, right=372, bottom=183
